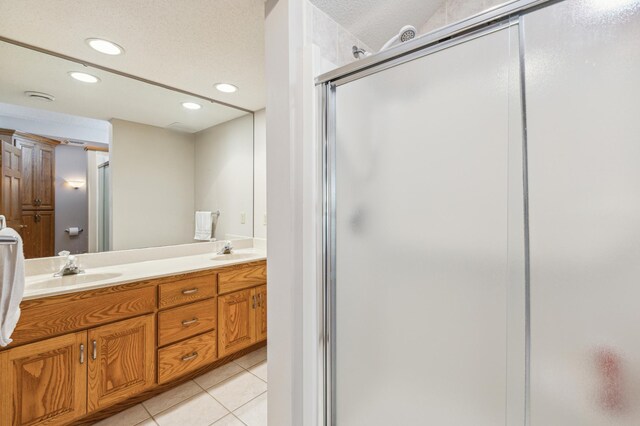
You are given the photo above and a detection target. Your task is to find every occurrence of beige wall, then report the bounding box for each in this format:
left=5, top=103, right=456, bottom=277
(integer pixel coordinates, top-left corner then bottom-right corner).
left=111, top=119, right=195, bottom=250
left=195, top=113, right=254, bottom=240
left=253, top=109, right=267, bottom=239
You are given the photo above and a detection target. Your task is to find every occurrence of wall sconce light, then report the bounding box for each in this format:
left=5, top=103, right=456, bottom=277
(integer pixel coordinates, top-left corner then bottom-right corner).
left=67, top=180, right=85, bottom=189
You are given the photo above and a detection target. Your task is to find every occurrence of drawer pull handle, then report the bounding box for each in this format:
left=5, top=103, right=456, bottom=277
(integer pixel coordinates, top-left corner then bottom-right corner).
left=92, top=340, right=97, bottom=360
left=182, top=288, right=199, bottom=295
left=182, top=352, right=198, bottom=362
left=80, top=344, right=85, bottom=364
left=182, top=318, right=199, bottom=326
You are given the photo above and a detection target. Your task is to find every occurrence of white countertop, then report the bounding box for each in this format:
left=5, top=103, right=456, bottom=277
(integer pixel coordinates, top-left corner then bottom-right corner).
left=23, top=248, right=266, bottom=301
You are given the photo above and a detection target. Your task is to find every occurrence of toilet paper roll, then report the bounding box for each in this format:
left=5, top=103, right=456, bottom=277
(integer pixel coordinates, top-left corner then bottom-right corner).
left=68, top=227, right=80, bottom=236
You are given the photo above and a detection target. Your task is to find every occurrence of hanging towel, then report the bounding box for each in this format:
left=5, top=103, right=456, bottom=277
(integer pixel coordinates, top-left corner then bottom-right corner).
left=194, top=211, right=213, bottom=241
left=0, top=227, right=25, bottom=347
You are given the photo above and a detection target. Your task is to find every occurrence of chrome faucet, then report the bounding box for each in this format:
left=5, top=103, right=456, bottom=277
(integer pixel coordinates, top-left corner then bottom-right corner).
left=217, top=241, right=233, bottom=255
left=54, top=251, right=85, bottom=277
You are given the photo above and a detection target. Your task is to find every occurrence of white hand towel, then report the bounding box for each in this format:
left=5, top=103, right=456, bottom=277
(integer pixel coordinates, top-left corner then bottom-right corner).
left=0, top=227, right=25, bottom=347
left=194, top=211, right=213, bottom=241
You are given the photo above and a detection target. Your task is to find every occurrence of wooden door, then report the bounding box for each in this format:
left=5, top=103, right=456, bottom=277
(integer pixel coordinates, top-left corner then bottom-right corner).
left=36, top=144, right=55, bottom=210
left=1, top=142, right=22, bottom=229
left=21, top=211, right=54, bottom=259
left=15, top=139, right=36, bottom=211
left=0, top=332, right=87, bottom=426
left=256, top=285, right=267, bottom=342
left=87, top=314, right=155, bottom=412
left=218, top=289, right=256, bottom=357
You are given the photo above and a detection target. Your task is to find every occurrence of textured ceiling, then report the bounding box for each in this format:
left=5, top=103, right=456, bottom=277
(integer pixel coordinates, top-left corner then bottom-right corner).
left=0, top=0, right=265, bottom=111
left=310, top=0, right=445, bottom=50
left=0, top=41, right=248, bottom=133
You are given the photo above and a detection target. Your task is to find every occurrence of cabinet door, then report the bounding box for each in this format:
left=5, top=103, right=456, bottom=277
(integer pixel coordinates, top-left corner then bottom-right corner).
left=36, top=210, right=54, bottom=258
left=255, top=285, right=267, bottom=342
left=36, top=144, right=54, bottom=210
left=0, top=332, right=87, bottom=426
left=21, top=211, right=38, bottom=260
left=1, top=142, right=22, bottom=228
left=15, top=139, right=36, bottom=211
left=87, top=314, right=155, bottom=412
left=21, top=211, right=54, bottom=259
left=218, top=289, right=256, bottom=357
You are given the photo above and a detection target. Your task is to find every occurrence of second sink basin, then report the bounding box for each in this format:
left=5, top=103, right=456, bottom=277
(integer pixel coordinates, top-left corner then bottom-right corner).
left=27, top=272, right=123, bottom=290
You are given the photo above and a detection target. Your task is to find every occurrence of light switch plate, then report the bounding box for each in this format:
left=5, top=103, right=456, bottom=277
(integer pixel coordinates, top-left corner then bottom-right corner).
left=240, top=212, right=246, bottom=224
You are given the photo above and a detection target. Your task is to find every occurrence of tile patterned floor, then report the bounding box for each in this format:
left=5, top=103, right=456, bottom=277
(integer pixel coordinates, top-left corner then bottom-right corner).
left=93, top=347, right=267, bottom=426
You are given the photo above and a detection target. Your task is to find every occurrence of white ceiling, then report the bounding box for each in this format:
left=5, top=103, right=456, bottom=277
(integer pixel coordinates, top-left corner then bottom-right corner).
left=311, top=0, right=445, bottom=50
left=0, top=0, right=265, bottom=112
left=0, top=41, right=248, bottom=133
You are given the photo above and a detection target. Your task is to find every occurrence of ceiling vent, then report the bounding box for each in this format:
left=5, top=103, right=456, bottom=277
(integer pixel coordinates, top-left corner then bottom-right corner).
left=24, top=91, right=55, bottom=102
left=166, top=122, right=195, bottom=133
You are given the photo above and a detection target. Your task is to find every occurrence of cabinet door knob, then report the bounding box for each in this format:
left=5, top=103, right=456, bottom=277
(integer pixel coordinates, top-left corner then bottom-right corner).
left=80, top=344, right=85, bottom=364
left=181, top=352, right=198, bottom=362
left=92, top=340, right=97, bottom=360
left=181, top=318, right=199, bottom=326
left=182, top=288, right=198, bottom=295
left=19, top=224, right=27, bottom=229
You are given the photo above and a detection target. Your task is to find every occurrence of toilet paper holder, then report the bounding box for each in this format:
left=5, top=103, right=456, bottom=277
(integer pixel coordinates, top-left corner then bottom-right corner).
left=65, top=228, right=84, bottom=234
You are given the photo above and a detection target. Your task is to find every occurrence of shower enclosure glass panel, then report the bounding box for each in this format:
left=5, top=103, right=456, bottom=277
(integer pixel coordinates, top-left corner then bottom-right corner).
left=525, top=1, right=640, bottom=425
left=332, top=26, right=525, bottom=425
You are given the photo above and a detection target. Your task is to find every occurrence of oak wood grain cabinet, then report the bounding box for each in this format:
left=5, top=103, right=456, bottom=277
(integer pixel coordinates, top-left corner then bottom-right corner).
left=21, top=210, right=54, bottom=259
left=218, top=284, right=267, bottom=357
left=13, top=134, right=58, bottom=211
left=87, top=315, right=155, bottom=412
left=0, top=332, right=87, bottom=426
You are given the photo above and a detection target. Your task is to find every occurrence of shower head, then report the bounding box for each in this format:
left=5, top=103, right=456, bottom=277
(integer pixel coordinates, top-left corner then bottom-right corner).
left=379, top=25, right=417, bottom=52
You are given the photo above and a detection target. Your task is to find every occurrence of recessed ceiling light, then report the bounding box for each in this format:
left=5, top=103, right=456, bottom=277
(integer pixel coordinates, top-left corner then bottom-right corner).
left=69, top=71, right=101, bottom=83
left=182, top=102, right=202, bottom=110
left=86, top=38, right=124, bottom=55
left=214, top=83, right=238, bottom=93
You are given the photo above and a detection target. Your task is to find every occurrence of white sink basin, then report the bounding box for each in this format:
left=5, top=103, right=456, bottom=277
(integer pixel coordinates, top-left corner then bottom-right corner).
left=210, top=253, right=256, bottom=262
left=27, top=273, right=123, bottom=290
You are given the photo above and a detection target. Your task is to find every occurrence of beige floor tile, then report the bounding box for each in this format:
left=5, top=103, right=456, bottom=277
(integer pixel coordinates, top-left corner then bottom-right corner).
left=234, top=347, right=267, bottom=369
left=142, top=380, right=202, bottom=415
left=211, top=413, right=246, bottom=426
left=248, top=361, right=267, bottom=382
left=93, top=404, right=150, bottom=426
left=207, top=371, right=268, bottom=411
left=234, top=392, right=267, bottom=426
left=193, top=362, right=245, bottom=389
left=154, top=393, right=228, bottom=426
left=135, top=419, right=158, bottom=426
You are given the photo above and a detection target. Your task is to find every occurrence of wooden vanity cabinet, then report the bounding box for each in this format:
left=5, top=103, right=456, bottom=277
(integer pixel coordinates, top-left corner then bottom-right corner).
left=0, top=332, right=88, bottom=426
left=217, top=263, right=268, bottom=357
left=0, top=315, right=155, bottom=426
left=1, top=260, right=266, bottom=426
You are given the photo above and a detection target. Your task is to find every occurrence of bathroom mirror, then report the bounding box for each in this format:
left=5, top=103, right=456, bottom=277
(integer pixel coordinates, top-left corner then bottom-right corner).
left=0, top=39, right=265, bottom=259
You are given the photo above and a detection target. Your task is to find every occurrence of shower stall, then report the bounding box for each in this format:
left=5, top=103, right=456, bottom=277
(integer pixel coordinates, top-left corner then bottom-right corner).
left=318, top=0, right=640, bottom=424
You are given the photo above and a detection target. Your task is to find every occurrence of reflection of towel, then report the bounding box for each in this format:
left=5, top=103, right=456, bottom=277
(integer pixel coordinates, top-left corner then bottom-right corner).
left=194, top=211, right=212, bottom=241
left=0, top=228, right=25, bottom=347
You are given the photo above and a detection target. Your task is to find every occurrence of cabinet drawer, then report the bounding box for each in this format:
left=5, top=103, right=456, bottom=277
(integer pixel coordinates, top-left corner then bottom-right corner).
left=157, top=331, right=217, bottom=384
left=218, top=262, right=267, bottom=295
left=159, top=274, right=217, bottom=309
left=158, top=299, right=216, bottom=347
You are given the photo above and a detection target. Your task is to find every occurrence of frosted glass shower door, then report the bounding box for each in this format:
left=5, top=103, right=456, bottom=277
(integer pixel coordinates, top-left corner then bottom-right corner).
left=525, top=1, right=640, bottom=425
left=332, top=26, right=525, bottom=425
